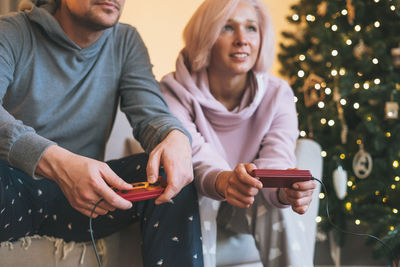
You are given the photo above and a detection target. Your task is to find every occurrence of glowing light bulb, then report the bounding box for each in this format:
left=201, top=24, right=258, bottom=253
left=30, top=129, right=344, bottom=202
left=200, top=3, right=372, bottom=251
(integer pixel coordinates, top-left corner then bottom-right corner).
left=298, top=70, right=305, bottom=77
left=363, top=82, right=370, bottom=90
left=355, top=219, right=361, bottom=225
left=393, top=209, right=398, bottom=214
left=393, top=160, right=399, bottom=168
left=321, top=118, right=327, bottom=124
left=341, top=9, right=348, bottom=15
left=306, top=14, right=315, bottom=22
left=386, top=132, right=391, bottom=138
left=300, top=131, right=306, bottom=137
left=328, top=120, right=335, bottom=126
left=353, top=103, right=360, bottom=109
left=325, top=88, right=332, bottom=95
left=372, top=58, right=379, bottom=64
left=374, top=21, right=380, bottom=28
left=374, top=78, right=381, bottom=84
left=354, top=25, right=361, bottom=31
left=319, top=193, right=325, bottom=199
left=347, top=181, right=353, bottom=187
left=331, top=69, right=338, bottom=76
left=292, top=14, right=300, bottom=21
left=395, top=176, right=400, bottom=182
left=331, top=25, right=338, bottom=31
left=321, top=151, right=327, bottom=157
left=299, top=54, right=306, bottom=61
left=390, top=5, right=395, bottom=11
left=315, top=216, right=322, bottom=223
left=340, top=154, right=346, bottom=159
left=332, top=50, right=338, bottom=56
left=345, top=202, right=352, bottom=210
left=354, top=83, right=360, bottom=89
left=314, top=84, right=321, bottom=90
left=318, top=101, right=325, bottom=108
left=340, top=99, right=347, bottom=105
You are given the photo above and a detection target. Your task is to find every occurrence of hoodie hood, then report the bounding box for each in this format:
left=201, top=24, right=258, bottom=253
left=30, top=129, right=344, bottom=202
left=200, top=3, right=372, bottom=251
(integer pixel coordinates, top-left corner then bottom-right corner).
left=18, top=0, right=112, bottom=58
left=162, top=51, right=268, bottom=131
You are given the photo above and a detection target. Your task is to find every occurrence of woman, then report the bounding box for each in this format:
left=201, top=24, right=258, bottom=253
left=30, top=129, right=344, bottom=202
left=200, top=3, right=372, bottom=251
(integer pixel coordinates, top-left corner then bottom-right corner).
left=160, top=0, right=317, bottom=266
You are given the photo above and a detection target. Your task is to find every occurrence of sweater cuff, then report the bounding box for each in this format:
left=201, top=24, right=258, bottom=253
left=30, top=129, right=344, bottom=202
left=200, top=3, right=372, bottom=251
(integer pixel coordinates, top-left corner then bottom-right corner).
left=9, top=132, right=56, bottom=179
left=261, top=188, right=290, bottom=209
left=141, top=123, right=191, bottom=153
left=198, top=169, right=225, bottom=201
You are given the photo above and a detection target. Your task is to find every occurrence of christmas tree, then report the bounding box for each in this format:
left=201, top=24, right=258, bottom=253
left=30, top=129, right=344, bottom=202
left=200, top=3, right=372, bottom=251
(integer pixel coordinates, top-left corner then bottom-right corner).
left=278, top=0, right=400, bottom=262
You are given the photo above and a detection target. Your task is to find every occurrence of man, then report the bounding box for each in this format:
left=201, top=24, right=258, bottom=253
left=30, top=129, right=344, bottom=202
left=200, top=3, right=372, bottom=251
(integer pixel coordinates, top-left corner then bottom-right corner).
left=0, top=0, right=203, bottom=266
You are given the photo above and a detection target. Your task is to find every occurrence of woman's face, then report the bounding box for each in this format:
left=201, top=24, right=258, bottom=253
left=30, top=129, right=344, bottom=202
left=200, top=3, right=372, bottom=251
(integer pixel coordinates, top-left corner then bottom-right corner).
left=208, top=1, right=261, bottom=77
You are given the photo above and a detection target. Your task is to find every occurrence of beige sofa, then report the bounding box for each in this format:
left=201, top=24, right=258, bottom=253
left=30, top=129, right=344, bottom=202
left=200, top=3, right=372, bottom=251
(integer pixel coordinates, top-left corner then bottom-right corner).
left=0, top=138, right=322, bottom=267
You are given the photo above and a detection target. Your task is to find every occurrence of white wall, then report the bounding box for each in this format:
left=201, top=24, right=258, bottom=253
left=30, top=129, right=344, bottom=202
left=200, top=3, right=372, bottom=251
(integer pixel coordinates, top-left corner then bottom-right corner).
left=105, top=0, right=297, bottom=160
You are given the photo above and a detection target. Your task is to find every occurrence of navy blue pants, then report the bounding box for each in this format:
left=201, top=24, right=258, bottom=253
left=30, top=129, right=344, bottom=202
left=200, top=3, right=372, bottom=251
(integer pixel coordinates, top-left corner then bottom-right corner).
left=0, top=153, right=203, bottom=267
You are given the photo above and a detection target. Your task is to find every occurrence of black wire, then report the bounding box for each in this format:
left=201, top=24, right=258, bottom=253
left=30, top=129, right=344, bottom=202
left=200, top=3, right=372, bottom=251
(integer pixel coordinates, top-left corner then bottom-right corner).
left=312, top=177, right=395, bottom=267
left=89, top=198, right=104, bottom=267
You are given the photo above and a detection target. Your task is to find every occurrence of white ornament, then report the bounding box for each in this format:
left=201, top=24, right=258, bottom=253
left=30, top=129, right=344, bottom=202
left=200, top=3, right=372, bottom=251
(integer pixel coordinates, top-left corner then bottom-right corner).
left=385, top=101, right=399, bottom=119
left=352, top=144, right=373, bottom=179
left=333, top=166, right=348, bottom=199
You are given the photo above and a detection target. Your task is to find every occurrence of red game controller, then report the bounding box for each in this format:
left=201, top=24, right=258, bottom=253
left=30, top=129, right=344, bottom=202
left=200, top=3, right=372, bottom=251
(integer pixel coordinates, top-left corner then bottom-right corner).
left=251, top=169, right=312, bottom=188
left=115, top=179, right=166, bottom=202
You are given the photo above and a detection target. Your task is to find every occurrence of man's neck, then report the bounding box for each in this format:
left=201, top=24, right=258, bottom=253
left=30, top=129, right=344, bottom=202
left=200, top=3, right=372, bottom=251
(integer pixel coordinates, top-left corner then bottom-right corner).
left=53, top=8, right=103, bottom=48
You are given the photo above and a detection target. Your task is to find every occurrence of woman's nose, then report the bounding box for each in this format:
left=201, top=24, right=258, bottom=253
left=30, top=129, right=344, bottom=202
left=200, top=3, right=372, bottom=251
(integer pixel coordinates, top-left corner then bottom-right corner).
left=234, top=31, right=248, bottom=46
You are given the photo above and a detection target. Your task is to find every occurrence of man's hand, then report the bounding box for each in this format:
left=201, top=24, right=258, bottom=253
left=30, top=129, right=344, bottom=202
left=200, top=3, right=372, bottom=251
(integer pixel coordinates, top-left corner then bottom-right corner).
left=278, top=180, right=316, bottom=214
left=146, top=130, right=193, bottom=205
left=36, top=145, right=133, bottom=218
left=215, top=163, right=263, bottom=208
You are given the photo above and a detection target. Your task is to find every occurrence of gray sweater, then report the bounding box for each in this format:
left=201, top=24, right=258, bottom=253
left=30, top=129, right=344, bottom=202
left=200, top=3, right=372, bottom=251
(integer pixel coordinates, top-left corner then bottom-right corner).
left=0, top=2, right=189, bottom=177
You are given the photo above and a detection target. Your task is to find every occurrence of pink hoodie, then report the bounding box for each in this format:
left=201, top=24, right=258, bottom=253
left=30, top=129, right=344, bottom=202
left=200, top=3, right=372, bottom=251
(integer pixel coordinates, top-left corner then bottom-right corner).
left=160, top=53, right=298, bottom=207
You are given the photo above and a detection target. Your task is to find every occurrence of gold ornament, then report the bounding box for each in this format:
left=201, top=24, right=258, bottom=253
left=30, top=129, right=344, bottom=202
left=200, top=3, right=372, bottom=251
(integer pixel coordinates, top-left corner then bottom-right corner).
left=317, top=1, right=328, bottom=16
left=301, top=73, right=325, bottom=107
left=333, top=80, right=348, bottom=144
left=346, top=0, right=356, bottom=25
left=391, top=45, right=400, bottom=68
left=353, top=39, right=371, bottom=60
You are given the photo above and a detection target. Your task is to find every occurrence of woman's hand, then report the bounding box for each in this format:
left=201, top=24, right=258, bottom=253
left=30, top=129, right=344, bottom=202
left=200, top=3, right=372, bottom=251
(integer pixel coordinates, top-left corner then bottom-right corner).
left=215, top=163, right=263, bottom=208
left=277, top=180, right=316, bottom=214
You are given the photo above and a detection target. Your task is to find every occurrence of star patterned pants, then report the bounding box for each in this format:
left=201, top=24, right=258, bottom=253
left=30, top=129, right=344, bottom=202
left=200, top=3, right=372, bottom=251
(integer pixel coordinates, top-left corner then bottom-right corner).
left=0, top=153, right=203, bottom=267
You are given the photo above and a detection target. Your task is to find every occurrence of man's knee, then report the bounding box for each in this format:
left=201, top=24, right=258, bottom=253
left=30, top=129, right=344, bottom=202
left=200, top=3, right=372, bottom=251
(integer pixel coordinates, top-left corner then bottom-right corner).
left=106, top=153, right=149, bottom=182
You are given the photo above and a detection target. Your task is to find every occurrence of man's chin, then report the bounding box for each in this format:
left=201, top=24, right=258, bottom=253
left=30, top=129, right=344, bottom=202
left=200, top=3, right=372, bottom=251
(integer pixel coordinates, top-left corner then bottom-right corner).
left=86, top=16, right=120, bottom=31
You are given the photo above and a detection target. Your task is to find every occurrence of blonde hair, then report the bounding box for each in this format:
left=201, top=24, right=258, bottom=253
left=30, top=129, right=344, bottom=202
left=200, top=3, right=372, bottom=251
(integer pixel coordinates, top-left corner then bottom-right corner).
left=182, top=0, right=275, bottom=73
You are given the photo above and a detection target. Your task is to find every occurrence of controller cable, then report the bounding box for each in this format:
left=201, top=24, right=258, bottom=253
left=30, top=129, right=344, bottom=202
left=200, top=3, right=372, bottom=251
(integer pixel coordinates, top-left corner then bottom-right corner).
left=312, top=177, right=395, bottom=267
left=89, top=179, right=395, bottom=267
left=89, top=198, right=104, bottom=267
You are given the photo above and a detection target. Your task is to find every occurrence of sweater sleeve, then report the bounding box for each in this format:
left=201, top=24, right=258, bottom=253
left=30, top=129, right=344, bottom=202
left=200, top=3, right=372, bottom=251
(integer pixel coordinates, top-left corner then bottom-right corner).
left=118, top=27, right=191, bottom=152
left=160, top=77, right=230, bottom=200
left=0, top=15, right=56, bottom=178
left=253, top=80, right=299, bottom=208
